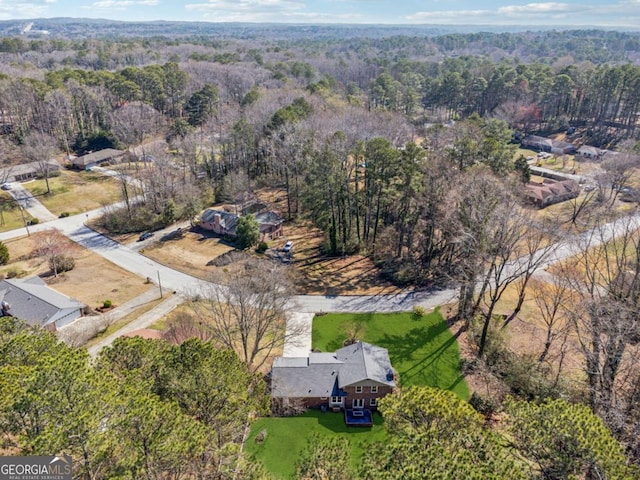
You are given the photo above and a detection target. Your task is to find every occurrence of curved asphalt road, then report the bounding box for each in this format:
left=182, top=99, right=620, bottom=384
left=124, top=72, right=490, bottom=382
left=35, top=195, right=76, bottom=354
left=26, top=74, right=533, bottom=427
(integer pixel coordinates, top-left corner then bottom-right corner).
left=0, top=204, right=459, bottom=313
left=3, top=205, right=640, bottom=314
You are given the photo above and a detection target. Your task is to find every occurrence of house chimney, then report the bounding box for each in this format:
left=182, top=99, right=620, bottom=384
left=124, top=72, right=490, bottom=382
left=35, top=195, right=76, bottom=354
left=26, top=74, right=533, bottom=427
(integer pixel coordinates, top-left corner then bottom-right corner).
left=214, top=213, right=221, bottom=227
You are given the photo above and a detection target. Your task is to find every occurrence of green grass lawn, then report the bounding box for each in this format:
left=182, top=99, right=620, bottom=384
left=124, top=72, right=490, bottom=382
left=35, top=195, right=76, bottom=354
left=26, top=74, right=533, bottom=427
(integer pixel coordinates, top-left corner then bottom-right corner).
left=246, top=309, right=468, bottom=478
left=245, top=410, right=387, bottom=479
left=313, top=309, right=469, bottom=399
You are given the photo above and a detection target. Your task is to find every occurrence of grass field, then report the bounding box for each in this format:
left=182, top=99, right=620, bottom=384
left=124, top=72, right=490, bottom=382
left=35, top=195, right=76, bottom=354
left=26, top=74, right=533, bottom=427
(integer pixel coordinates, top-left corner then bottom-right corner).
left=141, top=230, right=235, bottom=280
left=312, top=310, right=469, bottom=399
left=23, top=170, right=121, bottom=216
left=245, top=410, right=386, bottom=479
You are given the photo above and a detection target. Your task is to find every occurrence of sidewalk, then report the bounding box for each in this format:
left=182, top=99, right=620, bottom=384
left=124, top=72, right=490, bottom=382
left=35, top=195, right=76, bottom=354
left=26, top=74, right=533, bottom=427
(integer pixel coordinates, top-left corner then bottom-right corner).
left=87, top=293, right=184, bottom=357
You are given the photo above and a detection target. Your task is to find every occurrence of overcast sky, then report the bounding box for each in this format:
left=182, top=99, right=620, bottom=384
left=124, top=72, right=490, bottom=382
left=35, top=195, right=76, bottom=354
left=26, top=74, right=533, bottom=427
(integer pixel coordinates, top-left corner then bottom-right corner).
left=1, top=1, right=639, bottom=27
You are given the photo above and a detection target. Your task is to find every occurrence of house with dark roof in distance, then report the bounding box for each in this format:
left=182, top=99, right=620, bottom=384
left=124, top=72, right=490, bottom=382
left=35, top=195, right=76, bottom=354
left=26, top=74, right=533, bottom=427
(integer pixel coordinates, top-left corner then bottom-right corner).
left=0, top=277, right=84, bottom=330
left=522, top=134, right=553, bottom=152
left=199, top=209, right=284, bottom=241
left=255, top=211, right=285, bottom=241
left=270, top=341, right=395, bottom=418
left=70, top=148, right=125, bottom=170
left=200, top=209, right=240, bottom=237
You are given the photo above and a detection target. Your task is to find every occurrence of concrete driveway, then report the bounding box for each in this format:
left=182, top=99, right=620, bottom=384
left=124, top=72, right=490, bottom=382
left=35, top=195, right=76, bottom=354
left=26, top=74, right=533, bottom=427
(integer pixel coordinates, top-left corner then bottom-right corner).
left=7, top=183, right=58, bottom=223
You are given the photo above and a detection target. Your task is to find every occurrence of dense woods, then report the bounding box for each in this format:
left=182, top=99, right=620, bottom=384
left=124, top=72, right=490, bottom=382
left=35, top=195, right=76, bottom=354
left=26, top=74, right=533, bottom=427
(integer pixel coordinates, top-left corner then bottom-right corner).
left=1, top=23, right=640, bottom=476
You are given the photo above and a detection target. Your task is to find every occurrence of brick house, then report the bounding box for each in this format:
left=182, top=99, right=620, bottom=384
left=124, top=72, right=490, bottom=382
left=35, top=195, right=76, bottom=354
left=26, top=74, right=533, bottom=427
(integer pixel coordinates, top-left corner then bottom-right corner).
left=199, top=209, right=284, bottom=241
left=270, top=341, right=395, bottom=414
left=525, top=179, right=580, bottom=208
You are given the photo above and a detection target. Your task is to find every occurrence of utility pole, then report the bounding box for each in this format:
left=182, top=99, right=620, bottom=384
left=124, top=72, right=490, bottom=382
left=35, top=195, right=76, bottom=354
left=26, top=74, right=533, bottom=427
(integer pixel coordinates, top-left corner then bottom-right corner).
left=18, top=204, right=30, bottom=237
left=157, top=270, right=163, bottom=298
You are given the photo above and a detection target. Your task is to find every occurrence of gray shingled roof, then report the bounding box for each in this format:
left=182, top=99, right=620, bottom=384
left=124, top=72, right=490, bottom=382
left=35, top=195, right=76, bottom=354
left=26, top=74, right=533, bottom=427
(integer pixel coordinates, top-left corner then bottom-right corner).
left=72, top=149, right=125, bottom=168
left=271, top=341, right=395, bottom=398
left=200, top=209, right=239, bottom=234
left=335, top=342, right=395, bottom=388
left=255, top=211, right=284, bottom=226
left=0, top=277, right=84, bottom=327
left=271, top=355, right=341, bottom=398
left=0, top=159, right=61, bottom=182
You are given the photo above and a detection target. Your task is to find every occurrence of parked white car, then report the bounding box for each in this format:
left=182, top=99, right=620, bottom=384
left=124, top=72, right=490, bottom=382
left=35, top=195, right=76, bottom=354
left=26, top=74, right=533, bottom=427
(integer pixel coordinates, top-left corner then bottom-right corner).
left=283, top=241, right=293, bottom=253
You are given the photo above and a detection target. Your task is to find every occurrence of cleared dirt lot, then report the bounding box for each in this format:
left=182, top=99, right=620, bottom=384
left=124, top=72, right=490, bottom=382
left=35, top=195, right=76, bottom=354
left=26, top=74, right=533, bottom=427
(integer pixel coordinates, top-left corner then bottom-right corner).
left=141, top=229, right=236, bottom=280
left=1, top=232, right=151, bottom=309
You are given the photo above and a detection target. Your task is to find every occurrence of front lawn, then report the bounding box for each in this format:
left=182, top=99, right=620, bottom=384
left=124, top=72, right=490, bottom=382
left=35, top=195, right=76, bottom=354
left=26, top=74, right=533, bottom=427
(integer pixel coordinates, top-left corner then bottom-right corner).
left=312, top=310, right=469, bottom=399
left=23, top=170, right=121, bottom=216
left=245, top=410, right=386, bottom=479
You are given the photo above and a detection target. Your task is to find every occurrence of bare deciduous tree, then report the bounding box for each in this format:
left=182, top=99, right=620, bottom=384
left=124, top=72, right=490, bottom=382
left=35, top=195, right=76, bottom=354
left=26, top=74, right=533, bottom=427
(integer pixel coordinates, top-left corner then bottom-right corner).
left=34, top=228, right=72, bottom=277
left=188, top=258, right=301, bottom=372
left=22, top=131, right=59, bottom=194
left=163, top=312, right=214, bottom=345
left=530, top=275, right=572, bottom=363
left=558, top=216, right=640, bottom=417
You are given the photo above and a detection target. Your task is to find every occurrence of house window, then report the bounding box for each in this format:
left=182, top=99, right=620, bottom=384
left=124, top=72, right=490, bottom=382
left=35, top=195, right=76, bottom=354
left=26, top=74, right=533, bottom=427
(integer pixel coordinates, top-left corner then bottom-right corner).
left=371, top=386, right=378, bottom=393
left=370, top=398, right=377, bottom=407
left=353, top=399, right=364, bottom=409
left=330, top=396, right=343, bottom=405
left=355, top=386, right=363, bottom=393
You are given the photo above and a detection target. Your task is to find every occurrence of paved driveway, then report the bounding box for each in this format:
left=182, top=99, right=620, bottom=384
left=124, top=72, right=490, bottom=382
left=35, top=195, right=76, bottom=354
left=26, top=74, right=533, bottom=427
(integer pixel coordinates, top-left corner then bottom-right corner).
left=7, top=184, right=58, bottom=222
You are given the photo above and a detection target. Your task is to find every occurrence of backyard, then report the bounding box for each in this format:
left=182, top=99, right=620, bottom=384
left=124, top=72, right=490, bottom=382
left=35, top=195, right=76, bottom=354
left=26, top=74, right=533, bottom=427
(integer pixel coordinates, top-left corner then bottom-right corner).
left=245, top=409, right=387, bottom=479
left=246, top=309, right=468, bottom=478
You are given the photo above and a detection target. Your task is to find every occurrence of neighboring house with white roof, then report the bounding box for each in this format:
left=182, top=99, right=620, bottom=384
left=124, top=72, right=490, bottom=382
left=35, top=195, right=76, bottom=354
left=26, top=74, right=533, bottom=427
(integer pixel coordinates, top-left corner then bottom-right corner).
left=0, top=277, right=84, bottom=330
left=271, top=341, right=395, bottom=413
left=576, top=145, right=602, bottom=160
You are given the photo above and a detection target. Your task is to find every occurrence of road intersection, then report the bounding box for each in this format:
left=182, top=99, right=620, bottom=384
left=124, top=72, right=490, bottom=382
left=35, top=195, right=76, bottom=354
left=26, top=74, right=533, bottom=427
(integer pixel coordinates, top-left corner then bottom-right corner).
left=5, top=189, right=640, bottom=357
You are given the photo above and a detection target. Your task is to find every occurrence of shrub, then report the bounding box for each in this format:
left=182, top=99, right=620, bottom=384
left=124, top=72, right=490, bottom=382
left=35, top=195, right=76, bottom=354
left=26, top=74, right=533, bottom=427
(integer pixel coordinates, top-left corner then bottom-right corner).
left=469, top=392, right=500, bottom=418
left=103, top=300, right=112, bottom=309
left=0, top=241, right=9, bottom=265
left=50, top=255, right=75, bottom=274
left=6, top=268, right=20, bottom=279
left=59, top=212, right=70, bottom=218
left=412, top=305, right=427, bottom=319
left=256, top=241, right=268, bottom=253
left=28, top=217, right=40, bottom=225
left=255, top=429, right=268, bottom=444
